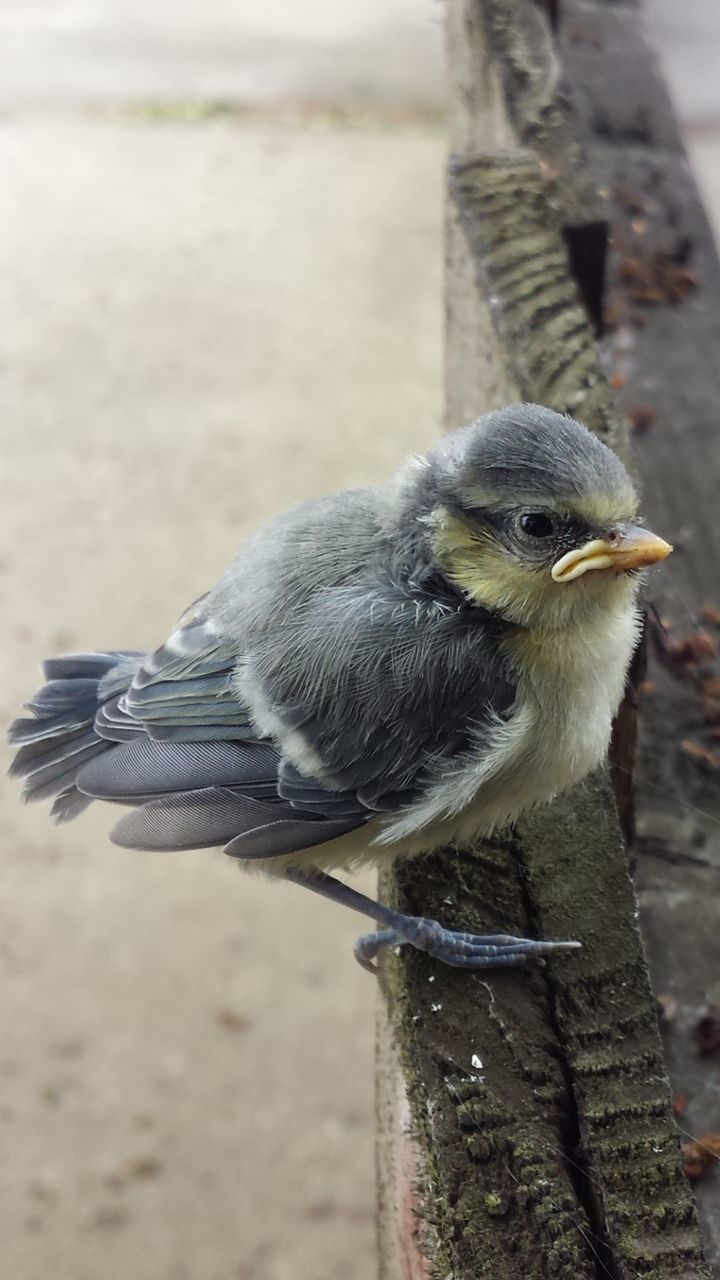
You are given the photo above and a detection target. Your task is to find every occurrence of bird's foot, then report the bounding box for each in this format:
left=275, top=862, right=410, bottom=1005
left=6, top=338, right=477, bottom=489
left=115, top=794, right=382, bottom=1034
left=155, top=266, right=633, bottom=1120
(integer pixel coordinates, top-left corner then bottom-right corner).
left=354, top=915, right=580, bottom=974
left=281, top=870, right=580, bottom=977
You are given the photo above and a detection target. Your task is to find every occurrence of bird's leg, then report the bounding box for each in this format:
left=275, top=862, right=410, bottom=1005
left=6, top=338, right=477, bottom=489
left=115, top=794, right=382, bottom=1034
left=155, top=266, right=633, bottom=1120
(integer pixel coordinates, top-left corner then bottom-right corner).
left=282, top=869, right=580, bottom=975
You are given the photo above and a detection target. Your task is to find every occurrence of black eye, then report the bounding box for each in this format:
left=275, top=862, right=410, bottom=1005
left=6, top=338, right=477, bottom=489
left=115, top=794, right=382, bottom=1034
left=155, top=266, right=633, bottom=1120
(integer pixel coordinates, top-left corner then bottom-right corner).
left=519, top=512, right=555, bottom=539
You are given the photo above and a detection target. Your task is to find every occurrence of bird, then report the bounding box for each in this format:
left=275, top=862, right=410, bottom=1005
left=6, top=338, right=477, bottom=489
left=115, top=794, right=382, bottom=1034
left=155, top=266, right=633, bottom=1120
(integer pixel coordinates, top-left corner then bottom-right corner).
left=8, top=404, right=672, bottom=973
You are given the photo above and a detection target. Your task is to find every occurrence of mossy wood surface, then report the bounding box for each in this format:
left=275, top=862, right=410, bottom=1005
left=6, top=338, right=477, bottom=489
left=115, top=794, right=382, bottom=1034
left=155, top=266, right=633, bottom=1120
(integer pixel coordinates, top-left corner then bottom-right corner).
left=561, top=0, right=720, bottom=1266
left=376, top=2, right=711, bottom=1277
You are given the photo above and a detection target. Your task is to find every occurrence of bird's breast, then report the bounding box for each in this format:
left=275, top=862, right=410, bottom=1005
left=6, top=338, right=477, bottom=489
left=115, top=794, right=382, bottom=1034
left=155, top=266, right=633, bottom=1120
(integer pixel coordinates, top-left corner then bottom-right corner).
left=375, top=601, right=641, bottom=851
left=499, top=602, right=641, bottom=801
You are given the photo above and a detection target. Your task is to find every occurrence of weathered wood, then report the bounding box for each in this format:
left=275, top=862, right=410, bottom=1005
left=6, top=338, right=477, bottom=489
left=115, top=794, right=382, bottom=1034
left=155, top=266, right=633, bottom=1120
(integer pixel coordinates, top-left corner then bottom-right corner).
left=561, top=0, right=720, bottom=1268
left=376, top=1, right=712, bottom=1276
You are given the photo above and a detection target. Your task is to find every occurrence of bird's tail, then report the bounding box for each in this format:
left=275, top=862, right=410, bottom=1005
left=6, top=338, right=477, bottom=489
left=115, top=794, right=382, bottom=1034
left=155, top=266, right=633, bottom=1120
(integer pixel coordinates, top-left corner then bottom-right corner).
left=8, top=651, right=144, bottom=822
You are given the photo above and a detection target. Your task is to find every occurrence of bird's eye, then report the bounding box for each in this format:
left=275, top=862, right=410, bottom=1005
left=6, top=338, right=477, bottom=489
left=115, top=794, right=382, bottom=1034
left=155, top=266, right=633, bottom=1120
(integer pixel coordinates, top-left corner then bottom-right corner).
left=519, top=512, right=555, bottom=539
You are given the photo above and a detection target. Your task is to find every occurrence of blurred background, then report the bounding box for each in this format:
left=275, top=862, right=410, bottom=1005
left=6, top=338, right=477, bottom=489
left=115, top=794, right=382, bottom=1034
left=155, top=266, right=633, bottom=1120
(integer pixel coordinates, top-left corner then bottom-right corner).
left=1, top=3, right=719, bottom=1279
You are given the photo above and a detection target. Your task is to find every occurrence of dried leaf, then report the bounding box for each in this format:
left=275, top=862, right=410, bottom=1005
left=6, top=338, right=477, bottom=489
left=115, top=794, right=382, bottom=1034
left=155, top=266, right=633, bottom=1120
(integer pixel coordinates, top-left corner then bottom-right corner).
left=700, top=606, right=720, bottom=627
left=215, top=1008, right=252, bottom=1033
left=603, top=301, right=620, bottom=330
left=612, top=183, right=647, bottom=216
left=680, top=740, right=720, bottom=769
left=618, top=250, right=698, bottom=306
left=668, top=633, right=716, bottom=664
left=628, top=405, right=656, bottom=435
left=682, top=1135, right=720, bottom=1181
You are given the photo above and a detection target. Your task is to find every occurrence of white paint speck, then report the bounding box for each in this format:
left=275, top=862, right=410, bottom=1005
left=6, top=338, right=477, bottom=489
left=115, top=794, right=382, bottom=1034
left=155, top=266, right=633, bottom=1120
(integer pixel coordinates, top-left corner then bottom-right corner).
left=471, top=1053, right=483, bottom=1070
left=430, top=1003, right=442, bottom=1013
left=428, top=975, right=435, bottom=983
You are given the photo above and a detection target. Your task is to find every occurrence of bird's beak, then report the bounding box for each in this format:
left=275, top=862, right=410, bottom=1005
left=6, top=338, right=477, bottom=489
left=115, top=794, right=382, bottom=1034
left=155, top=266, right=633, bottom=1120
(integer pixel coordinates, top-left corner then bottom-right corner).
left=551, top=523, right=673, bottom=583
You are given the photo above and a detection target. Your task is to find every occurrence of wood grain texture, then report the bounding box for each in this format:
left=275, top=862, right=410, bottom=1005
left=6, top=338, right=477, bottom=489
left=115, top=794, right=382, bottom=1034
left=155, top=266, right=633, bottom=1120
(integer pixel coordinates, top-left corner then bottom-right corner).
left=561, top=0, right=720, bottom=1267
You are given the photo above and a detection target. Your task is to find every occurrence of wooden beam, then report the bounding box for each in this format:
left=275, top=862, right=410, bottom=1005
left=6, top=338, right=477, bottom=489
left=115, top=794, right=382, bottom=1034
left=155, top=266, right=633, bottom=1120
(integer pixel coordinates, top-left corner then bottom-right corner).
left=561, top=0, right=720, bottom=1265
left=375, top=2, right=711, bottom=1276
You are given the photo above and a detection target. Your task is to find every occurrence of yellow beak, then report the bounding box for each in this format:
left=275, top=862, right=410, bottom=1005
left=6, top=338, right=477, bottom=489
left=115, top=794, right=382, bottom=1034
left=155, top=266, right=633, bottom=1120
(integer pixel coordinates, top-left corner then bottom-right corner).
left=551, top=523, right=673, bottom=583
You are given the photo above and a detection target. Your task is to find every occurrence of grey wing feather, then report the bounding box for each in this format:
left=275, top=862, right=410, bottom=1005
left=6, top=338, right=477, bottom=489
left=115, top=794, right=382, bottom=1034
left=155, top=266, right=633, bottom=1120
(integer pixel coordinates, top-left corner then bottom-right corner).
left=9, top=573, right=375, bottom=859
left=110, top=787, right=359, bottom=853
left=95, top=697, right=147, bottom=742
left=43, top=653, right=144, bottom=681
left=229, top=582, right=516, bottom=827
left=74, top=605, right=370, bottom=857
left=145, top=723, right=258, bottom=744
left=225, top=818, right=359, bottom=859
left=110, top=788, right=282, bottom=851
left=79, top=739, right=279, bottom=801
left=121, top=611, right=250, bottom=740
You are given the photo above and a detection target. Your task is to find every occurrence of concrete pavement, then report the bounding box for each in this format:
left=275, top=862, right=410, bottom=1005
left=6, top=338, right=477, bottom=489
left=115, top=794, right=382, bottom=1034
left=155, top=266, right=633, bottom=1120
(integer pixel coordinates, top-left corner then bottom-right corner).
left=0, top=118, right=443, bottom=1280
left=0, top=0, right=445, bottom=110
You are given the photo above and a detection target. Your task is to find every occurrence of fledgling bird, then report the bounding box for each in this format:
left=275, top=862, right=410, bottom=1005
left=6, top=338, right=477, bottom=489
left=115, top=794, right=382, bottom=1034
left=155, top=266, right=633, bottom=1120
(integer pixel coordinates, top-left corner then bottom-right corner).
left=9, top=404, right=672, bottom=972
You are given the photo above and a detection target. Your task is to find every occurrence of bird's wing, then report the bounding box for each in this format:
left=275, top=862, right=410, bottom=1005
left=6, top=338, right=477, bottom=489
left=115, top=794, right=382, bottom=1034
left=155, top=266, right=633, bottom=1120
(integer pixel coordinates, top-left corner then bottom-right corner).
left=78, top=583, right=516, bottom=860
left=224, top=578, right=518, bottom=853
left=94, top=605, right=253, bottom=743
left=77, top=598, right=368, bottom=854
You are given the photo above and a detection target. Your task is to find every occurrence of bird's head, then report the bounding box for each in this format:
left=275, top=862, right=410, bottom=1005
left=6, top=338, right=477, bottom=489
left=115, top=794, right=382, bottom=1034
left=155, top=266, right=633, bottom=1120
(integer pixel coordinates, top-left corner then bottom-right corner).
left=403, top=404, right=672, bottom=630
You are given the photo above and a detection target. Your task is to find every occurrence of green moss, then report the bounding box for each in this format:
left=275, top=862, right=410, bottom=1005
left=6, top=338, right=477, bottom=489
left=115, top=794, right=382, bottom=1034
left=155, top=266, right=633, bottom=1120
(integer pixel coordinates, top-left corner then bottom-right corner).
left=484, top=1191, right=509, bottom=1217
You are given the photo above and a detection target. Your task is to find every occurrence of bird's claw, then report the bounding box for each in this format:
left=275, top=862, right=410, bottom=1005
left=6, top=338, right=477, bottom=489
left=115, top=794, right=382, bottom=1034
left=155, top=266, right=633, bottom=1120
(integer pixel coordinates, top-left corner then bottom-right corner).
left=354, top=915, right=580, bottom=973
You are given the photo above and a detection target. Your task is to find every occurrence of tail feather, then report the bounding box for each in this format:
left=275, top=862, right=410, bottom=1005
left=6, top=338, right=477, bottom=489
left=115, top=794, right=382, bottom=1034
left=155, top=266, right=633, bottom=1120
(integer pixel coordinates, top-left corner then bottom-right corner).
left=9, top=711, right=94, bottom=746
left=51, top=786, right=95, bottom=823
left=8, top=650, right=143, bottom=818
left=14, top=730, right=106, bottom=801
left=26, top=678, right=100, bottom=717
left=8, top=725, right=86, bottom=767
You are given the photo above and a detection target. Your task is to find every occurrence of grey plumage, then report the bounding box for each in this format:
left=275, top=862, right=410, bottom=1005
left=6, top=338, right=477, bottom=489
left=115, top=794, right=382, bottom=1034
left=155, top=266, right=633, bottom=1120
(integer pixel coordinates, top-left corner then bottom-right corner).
left=224, top=818, right=361, bottom=860
left=8, top=651, right=144, bottom=816
left=8, top=405, right=657, bottom=878
left=12, top=730, right=105, bottom=801
left=79, top=739, right=280, bottom=801
left=110, top=788, right=307, bottom=852
left=418, top=404, right=636, bottom=512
